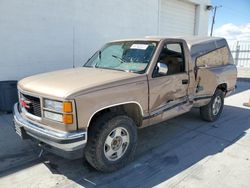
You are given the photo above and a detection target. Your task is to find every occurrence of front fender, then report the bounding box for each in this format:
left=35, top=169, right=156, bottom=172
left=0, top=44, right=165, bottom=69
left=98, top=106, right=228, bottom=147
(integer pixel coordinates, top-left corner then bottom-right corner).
left=75, top=81, right=148, bottom=129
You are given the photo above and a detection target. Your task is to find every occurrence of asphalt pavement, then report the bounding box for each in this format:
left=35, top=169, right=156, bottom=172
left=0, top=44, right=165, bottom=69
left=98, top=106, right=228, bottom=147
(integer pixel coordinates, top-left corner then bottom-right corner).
left=0, top=80, right=249, bottom=188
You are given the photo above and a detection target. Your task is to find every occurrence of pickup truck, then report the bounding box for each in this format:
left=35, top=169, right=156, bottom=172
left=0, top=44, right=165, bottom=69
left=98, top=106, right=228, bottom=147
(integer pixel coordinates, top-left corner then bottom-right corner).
left=13, top=36, right=237, bottom=172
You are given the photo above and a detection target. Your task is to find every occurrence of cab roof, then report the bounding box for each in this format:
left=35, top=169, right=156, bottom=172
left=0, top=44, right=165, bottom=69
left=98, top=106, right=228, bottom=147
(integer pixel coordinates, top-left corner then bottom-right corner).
left=111, top=36, right=229, bottom=61
left=111, top=36, right=226, bottom=47
left=146, top=36, right=226, bottom=48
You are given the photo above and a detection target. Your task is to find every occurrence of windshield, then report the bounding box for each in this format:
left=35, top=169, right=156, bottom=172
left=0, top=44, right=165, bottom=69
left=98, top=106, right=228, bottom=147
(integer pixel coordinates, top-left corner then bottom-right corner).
left=84, top=41, right=158, bottom=73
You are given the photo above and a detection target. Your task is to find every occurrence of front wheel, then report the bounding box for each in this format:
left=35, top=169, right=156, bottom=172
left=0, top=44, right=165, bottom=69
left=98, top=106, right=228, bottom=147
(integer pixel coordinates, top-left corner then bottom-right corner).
left=200, top=89, right=224, bottom=122
left=84, top=113, right=137, bottom=172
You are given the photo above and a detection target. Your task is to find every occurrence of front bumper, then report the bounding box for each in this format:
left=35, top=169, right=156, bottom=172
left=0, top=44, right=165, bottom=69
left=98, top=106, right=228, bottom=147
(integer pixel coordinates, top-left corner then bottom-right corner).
left=13, top=103, right=87, bottom=159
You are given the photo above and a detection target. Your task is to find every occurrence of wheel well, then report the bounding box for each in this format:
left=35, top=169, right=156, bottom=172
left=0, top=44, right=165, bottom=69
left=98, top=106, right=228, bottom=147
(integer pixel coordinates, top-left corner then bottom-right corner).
left=88, top=103, right=143, bottom=129
left=217, top=83, right=227, bottom=93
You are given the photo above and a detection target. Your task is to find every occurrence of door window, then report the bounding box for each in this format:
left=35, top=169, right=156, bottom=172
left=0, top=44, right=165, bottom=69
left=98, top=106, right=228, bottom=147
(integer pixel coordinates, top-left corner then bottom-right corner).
left=153, top=43, right=185, bottom=77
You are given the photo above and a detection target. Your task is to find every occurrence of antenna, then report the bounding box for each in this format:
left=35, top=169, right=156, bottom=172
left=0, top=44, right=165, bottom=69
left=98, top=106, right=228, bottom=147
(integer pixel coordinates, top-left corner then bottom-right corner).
left=210, top=5, right=222, bottom=36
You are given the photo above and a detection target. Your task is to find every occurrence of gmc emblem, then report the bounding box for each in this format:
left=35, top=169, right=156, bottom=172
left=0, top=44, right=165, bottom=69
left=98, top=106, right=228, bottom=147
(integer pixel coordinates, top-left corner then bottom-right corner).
left=20, top=98, right=31, bottom=109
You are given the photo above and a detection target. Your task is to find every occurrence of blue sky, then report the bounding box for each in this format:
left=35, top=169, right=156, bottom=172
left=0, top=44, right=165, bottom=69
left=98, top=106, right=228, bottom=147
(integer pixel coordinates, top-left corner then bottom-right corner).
left=210, top=0, right=250, bottom=29
left=209, top=0, right=250, bottom=41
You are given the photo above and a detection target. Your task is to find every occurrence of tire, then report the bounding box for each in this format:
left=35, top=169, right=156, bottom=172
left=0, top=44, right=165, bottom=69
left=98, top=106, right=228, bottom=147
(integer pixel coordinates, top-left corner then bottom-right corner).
left=200, top=89, right=224, bottom=122
left=84, top=113, right=137, bottom=172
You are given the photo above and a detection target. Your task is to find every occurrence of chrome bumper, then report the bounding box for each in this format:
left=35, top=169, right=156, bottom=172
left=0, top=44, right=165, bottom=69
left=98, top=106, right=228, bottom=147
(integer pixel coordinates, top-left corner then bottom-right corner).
left=13, top=103, right=87, bottom=159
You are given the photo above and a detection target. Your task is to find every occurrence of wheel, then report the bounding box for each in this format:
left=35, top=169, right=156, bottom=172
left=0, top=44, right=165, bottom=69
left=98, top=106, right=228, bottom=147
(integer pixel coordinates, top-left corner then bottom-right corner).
left=200, top=89, right=224, bottom=122
left=84, top=113, right=137, bottom=172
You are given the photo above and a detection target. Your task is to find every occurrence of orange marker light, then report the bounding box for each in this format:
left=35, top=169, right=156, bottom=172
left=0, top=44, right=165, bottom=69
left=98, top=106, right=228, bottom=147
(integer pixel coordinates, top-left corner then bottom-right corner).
left=63, top=114, right=73, bottom=124
left=63, top=102, right=72, bottom=113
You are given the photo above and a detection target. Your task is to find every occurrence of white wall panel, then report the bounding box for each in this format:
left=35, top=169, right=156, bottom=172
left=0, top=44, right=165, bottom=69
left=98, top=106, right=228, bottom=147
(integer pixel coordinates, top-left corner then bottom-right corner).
left=0, top=0, right=209, bottom=81
left=160, top=0, right=196, bottom=36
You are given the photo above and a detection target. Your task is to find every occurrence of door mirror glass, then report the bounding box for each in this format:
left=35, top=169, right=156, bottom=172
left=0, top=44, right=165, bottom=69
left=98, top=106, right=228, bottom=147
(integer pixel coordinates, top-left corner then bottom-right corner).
left=157, top=62, right=168, bottom=75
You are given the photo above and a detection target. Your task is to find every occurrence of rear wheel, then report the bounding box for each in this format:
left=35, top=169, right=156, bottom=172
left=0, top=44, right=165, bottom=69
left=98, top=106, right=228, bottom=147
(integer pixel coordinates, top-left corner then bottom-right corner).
left=84, top=113, right=137, bottom=172
left=200, top=89, right=224, bottom=122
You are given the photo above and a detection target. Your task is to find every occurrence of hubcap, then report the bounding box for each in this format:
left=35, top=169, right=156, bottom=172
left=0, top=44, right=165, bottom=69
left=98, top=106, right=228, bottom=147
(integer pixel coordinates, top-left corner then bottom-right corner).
left=212, top=96, right=222, bottom=115
left=104, top=127, right=130, bottom=161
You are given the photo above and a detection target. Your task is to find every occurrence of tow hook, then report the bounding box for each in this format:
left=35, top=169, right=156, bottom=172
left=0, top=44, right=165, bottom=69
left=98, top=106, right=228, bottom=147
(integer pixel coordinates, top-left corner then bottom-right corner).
left=38, top=143, right=44, bottom=157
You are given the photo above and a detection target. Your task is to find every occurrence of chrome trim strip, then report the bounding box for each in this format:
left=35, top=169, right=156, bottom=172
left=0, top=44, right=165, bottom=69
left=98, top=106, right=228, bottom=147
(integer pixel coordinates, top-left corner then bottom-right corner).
left=194, top=95, right=212, bottom=101
left=13, top=103, right=86, bottom=141
left=144, top=100, right=189, bottom=120
left=23, top=108, right=42, bottom=121
left=87, top=101, right=144, bottom=127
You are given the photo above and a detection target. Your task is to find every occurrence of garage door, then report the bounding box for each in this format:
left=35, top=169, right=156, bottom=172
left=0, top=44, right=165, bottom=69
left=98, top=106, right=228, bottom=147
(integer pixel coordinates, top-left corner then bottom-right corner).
left=159, top=0, right=196, bottom=36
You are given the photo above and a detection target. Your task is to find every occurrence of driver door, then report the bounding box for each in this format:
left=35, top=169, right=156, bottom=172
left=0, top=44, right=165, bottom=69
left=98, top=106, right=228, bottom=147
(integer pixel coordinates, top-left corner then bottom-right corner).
left=148, top=41, right=190, bottom=124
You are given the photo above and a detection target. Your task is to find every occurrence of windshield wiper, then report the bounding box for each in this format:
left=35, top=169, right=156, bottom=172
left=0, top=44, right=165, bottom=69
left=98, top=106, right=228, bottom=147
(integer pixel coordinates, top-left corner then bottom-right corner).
left=94, top=66, right=128, bottom=73
left=112, top=55, right=127, bottom=64
left=94, top=51, right=102, bottom=68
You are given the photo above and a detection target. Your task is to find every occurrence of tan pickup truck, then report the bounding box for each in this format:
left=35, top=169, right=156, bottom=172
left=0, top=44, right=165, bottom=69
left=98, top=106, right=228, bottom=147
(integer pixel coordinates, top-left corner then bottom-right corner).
left=13, top=36, right=237, bottom=172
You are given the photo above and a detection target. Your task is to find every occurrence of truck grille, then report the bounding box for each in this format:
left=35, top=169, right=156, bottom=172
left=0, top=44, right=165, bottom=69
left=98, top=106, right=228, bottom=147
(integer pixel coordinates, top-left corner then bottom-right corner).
left=20, top=93, right=41, bottom=117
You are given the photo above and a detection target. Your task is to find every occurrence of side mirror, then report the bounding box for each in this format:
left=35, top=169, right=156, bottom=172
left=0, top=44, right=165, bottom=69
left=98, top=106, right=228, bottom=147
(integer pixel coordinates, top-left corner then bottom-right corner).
left=157, top=62, right=168, bottom=75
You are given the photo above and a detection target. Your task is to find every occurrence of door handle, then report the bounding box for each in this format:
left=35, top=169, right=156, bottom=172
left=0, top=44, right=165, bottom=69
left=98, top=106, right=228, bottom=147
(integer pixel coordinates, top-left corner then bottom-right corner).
left=182, top=79, right=189, bottom=84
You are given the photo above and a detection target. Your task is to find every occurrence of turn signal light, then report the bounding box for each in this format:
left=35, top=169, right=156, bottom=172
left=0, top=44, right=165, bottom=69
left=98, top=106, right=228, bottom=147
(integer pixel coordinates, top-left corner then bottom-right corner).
left=63, top=114, right=73, bottom=124
left=63, top=102, right=72, bottom=113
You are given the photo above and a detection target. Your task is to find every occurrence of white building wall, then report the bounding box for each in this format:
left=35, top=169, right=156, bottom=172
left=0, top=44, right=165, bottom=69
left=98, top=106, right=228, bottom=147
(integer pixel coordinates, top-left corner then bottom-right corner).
left=159, top=0, right=196, bottom=36
left=188, top=0, right=210, bottom=36
left=0, top=1, right=75, bottom=81
left=0, top=0, right=210, bottom=81
left=73, top=0, right=159, bottom=67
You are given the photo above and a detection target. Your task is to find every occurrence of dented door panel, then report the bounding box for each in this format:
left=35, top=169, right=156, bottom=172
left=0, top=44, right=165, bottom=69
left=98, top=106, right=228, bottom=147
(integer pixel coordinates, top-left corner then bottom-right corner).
left=148, top=73, right=189, bottom=125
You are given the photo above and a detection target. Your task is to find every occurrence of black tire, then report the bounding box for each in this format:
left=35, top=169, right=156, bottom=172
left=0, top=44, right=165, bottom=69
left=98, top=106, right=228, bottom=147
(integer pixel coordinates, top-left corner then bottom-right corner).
left=200, top=89, right=224, bottom=122
left=84, top=113, right=137, bottom=172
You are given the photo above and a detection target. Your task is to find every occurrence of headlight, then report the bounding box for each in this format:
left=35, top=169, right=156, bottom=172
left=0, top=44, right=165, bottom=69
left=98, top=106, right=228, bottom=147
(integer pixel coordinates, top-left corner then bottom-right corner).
left=43, top=99, right=73, bottom=124
left=44, top=110, right=63, bottom=122
left=44, top=99, right=73, bottom=113
left=44, top=111, right=73, bottom=124
left=44, top=99, right=63, bottom=112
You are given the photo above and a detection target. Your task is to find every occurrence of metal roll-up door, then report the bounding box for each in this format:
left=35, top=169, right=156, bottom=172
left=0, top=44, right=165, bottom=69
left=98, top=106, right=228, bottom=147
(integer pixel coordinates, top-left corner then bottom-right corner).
left=160, top=0, right=196, bottom=36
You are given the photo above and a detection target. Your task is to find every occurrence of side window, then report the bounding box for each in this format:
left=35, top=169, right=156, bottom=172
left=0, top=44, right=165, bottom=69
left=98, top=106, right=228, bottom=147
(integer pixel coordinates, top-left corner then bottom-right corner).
left=154, top=43, right=185, bottom=77
left=196, top=47, right=229, bottom=67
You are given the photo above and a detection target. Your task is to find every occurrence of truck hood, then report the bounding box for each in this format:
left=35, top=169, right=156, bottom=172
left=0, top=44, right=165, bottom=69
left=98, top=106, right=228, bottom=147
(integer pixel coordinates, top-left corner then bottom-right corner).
left=18, top=67, right=145, bottom=99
